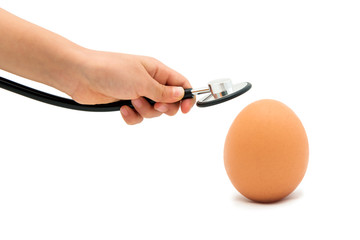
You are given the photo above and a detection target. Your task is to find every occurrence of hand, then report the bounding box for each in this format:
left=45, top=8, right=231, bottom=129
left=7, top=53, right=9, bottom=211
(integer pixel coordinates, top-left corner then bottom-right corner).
left=71, top=51, right=196, bottom=125
left=0, top=8, right=195, bottom=124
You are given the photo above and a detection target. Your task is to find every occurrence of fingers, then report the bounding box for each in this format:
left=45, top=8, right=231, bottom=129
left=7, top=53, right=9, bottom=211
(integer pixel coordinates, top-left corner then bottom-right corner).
left=120, top=97, right=183, bottom=125
left=132, top=97, right=162, bottom=118
left=154, top=102, right=180, bottom=116
left=140, top=57, right=194, bottom=107
left=144, top=82, right=185, bottom=103
left=120, top=106, right=143, bottom=125
left=181, top=98, right=196, bottom=114
left=120, top=56, right=197, bottom=125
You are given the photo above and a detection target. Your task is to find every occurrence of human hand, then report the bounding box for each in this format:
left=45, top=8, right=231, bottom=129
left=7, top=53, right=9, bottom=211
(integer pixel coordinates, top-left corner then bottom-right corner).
left=0, top=9, right=195, bottom=124
left=71, top=51, right=195, bottom=124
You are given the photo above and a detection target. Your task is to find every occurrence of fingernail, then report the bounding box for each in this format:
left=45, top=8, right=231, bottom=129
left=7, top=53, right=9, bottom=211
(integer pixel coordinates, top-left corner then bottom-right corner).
left=173, top=87, right=184, bottom=99
left=120, top=107, right=128, bottom=117
left=132, top=98, right=143, bottom=108
left=155, top=104, right=168, bottom=113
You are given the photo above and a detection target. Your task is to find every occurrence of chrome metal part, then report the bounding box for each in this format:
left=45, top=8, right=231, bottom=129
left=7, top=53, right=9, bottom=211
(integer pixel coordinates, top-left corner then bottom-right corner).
left=191, top=87, right=210, bottom=96
left=196, top=80, right=251, bottom=107
left=208, top=78, right=234, bottom=99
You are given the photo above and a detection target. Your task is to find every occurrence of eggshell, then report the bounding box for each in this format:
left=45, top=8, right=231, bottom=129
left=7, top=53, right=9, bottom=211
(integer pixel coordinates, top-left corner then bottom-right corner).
left=224, top=99, right=309, bottom=203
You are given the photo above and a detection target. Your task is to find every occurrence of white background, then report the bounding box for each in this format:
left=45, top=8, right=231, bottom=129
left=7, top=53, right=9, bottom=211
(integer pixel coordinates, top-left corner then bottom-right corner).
left=1, top=0, right=360, bottom=239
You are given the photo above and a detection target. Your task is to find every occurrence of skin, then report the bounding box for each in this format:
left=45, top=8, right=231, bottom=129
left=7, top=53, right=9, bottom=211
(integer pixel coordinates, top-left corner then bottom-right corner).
left=0, top=8, right=195, bottom=125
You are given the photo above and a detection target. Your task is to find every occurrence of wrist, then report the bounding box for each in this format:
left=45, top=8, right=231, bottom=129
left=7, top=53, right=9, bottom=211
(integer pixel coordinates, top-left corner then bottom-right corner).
left=48, top=44, right=90, bottom=98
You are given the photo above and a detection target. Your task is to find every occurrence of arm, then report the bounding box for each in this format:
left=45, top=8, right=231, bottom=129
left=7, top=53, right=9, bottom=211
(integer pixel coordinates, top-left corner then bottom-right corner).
left=0, top=8, right=195, bottom=124
left=0, top=8, right=83, bottom=96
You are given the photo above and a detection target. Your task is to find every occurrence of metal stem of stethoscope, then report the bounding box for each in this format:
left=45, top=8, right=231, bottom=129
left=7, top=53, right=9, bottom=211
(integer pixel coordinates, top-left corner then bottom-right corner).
left=190, top=87, right=210, bottom=96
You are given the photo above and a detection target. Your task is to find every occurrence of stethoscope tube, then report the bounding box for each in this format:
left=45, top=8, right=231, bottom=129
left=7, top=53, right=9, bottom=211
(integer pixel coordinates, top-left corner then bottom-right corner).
left=0, top=76, right=195, bottom=112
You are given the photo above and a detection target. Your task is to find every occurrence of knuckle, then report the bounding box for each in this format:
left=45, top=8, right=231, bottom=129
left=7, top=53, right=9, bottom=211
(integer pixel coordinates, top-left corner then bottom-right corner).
left=160, top=85, right=168, bottom=100
left=165, top=104, right=180, bottom=116
left=126, top=116, right=143, bottom=125
left=132, top=118, right=143, bottom=125
left=167, top=109, right=179, bottom=116
left=167, top=111, right=177, bottom=117
left=140, top=112, right=152, bottom=119
left=142, top=111, right=161, bottom=119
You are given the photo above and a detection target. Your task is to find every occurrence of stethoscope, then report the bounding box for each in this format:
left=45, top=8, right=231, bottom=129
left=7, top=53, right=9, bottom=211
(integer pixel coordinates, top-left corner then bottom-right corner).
left=0, top=76, right=251, bottom=111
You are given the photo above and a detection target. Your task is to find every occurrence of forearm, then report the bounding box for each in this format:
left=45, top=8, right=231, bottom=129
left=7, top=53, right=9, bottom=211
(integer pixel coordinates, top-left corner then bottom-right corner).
left=0, top=8, right=86, bottom=96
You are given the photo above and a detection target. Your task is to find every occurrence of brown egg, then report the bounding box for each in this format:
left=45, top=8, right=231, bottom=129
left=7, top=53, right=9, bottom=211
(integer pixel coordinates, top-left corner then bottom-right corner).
left=224, top=99, right=309, bottom=203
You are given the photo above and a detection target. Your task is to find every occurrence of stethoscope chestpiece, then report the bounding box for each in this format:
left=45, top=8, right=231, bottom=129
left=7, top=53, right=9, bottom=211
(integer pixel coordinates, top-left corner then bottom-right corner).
left=195, top=79, right=251, bottom=107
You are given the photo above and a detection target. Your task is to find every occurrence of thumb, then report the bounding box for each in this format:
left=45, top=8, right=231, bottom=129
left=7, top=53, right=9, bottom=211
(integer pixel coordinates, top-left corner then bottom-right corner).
left=145, top=81, right=184, bottom=103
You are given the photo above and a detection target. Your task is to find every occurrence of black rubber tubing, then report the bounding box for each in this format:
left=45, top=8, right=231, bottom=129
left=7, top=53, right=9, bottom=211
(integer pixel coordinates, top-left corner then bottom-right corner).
left=0, top=76, right=194, bottom=112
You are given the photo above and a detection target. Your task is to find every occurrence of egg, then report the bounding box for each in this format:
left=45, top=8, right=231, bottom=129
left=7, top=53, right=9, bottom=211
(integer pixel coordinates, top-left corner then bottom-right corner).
left=224, top=99, right=309, bottom=203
